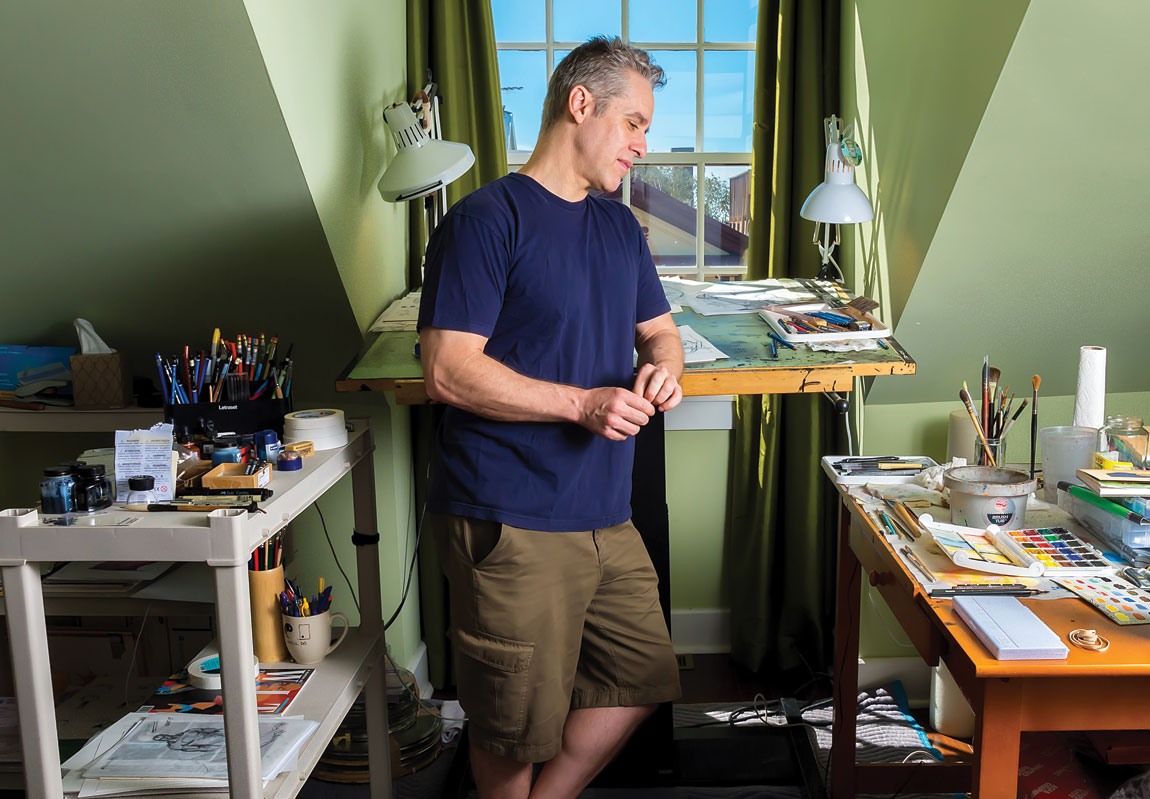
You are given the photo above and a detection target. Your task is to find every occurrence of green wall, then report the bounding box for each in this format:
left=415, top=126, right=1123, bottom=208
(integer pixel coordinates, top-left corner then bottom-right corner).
left=843, top=0, right=1150, bottom=657
left=667, top=430, right=730, bottom=609
left=0, top=1, right=421, bottom=664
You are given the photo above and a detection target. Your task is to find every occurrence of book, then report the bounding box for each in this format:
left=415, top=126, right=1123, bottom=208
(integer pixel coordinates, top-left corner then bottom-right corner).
left=1077, top=468, right=1150, bottom=497
left=138, top=667, right=313, bottom=715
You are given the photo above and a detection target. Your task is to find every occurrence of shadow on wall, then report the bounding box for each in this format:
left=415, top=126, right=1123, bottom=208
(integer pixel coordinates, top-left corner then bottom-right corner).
left=9, top=211, right=362, bottom=403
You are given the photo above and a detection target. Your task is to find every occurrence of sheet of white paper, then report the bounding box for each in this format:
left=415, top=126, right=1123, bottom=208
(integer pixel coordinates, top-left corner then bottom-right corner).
left=677, top=325, right=728, bottom=364
left=82, top=715, right=317, bottom=781
left=113, top=423, right=175, bottom=502
left=368, top=290, right=421, bottom=332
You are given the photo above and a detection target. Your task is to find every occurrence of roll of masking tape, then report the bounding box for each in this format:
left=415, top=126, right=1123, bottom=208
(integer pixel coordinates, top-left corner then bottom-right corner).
left=284, top=409, right=348, bottom=451
left=188, top=652, right=260, bottom=690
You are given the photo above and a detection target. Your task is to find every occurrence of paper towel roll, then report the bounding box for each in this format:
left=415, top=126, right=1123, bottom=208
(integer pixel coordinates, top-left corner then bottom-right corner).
left=946, top=408, right=977, bottom=465
left=1072, top=346, right=1107, bottom=429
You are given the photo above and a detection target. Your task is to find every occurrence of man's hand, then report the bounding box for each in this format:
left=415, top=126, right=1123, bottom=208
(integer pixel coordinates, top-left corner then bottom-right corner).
left=632, top=363, right=683, bottom=413
left=578, top=387, right=655, bottom=441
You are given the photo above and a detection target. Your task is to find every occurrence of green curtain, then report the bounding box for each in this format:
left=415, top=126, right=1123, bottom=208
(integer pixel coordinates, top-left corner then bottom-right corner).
left=405, top=0, right=508, bottom=288
left=725, top=0, right=843, bottom=677
left=406, top=0, right=507, bottom=689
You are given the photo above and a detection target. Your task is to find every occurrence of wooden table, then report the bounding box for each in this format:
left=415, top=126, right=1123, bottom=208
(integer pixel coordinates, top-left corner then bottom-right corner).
left=337, top=306, right=916, bottom=401
left=831, top=488, right=1150, bottom=798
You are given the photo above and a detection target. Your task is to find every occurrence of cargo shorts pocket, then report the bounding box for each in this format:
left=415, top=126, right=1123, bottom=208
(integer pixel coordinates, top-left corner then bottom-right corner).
left=453, top=627, right=534, bottom=739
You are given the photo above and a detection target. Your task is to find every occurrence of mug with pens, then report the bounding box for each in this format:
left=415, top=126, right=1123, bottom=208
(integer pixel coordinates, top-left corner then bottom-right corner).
left=281, top=576, right=348, bottom=665
left=248, top=531, right=290, bottom=662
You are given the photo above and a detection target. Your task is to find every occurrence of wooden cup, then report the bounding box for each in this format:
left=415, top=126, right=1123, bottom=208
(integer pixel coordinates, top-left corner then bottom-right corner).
left=248, top=564, right=290, bottom=662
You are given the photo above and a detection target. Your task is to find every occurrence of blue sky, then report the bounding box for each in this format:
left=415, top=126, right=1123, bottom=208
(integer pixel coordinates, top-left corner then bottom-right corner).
left=493, top=0, right=758, bottom=152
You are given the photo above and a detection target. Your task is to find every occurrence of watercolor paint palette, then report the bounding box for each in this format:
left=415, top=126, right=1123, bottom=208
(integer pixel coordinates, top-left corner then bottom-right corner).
left=988, top=526, right=1113, bottom=575
left=1053, top=575, right=1150, bottom=625
left=920, top=516, right=1044, bottom=577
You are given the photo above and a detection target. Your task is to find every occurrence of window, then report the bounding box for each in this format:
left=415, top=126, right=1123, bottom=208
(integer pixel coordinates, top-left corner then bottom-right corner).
left=493, top=0, right=757, bottom=280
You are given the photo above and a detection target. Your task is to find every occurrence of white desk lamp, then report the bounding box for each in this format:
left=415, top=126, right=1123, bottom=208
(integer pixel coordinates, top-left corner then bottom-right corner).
left=799, top=115, right=873, bottom=282
left=379, top=84, right=475, bottom=233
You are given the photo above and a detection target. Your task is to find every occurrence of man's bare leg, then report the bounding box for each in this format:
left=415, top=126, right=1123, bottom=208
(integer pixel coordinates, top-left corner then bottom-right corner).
left=529, top=704, right=656, bottom=799
left=471, top=745, right=533, bottom=799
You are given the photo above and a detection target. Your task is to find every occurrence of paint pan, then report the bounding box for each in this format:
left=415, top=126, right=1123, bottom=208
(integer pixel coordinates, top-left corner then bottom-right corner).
left=944, top=465, right=1036, bottom=530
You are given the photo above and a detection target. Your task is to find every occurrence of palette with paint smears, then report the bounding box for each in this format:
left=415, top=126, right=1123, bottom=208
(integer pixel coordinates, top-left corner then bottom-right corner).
left=987, top=526, right=1113, bottom=576
left=1053, top=575, right=1150, bottom=625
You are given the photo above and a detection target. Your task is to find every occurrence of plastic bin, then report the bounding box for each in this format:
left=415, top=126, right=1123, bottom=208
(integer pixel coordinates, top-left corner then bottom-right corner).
left=1059, top=491, right=1150, bottom=548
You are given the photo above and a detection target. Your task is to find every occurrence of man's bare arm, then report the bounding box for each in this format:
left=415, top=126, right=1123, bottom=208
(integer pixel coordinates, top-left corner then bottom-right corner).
left=421, top=327, right=655, bottom=441
left=633, top=312, right=683, bottom=412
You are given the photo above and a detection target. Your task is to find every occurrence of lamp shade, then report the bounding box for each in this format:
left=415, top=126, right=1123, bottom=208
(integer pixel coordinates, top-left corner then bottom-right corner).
left=799, top=142, right=874, bottom=224
left=379, top=102, right=475, bottom=202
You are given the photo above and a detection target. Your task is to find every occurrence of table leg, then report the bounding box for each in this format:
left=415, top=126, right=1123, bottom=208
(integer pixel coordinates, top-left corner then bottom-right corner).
left=350, top=437, right=392, bottom=797
left=1, top=563, right=62, bottom=798
left=213, top=563, right=262, bottom=798
left=831, top=501, right=860, bottom=799
left=971, top=678, right=1022, bottom=799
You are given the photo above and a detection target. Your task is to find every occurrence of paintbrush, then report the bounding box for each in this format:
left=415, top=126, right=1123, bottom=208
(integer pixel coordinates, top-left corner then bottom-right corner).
left=987, top=366, right=1001, bottom=422
left=1030, top=374, right=1041, bottom=479
left=960, top=386, right=997, bottom=467
left=981, top=358, right=990, bottom=437
left=999, top=397, right=1029, bottom=440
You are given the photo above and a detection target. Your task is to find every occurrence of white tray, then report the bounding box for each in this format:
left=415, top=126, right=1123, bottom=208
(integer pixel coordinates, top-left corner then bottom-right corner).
left=759, top=303, right=890, bottom=342
left=822, top=455, right=939, bottom=485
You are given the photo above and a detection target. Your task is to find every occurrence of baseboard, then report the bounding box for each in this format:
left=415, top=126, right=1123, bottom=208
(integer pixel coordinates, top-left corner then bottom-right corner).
left=405, top=641, right=432, bottom=698
left=670, top=608, right=730, bottom=654
left=857, top=655, right=930, bottom=708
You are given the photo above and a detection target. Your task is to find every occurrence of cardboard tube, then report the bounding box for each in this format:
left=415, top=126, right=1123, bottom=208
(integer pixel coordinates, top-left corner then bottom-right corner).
left=249, top=564, right=290, bottom=662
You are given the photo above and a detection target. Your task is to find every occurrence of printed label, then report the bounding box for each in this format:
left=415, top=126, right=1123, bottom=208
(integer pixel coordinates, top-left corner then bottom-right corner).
left=985, top=497, right=1016, bottom=526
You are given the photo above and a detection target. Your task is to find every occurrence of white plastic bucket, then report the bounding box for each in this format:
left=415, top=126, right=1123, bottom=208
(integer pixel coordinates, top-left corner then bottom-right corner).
left=944, top=465, right=1036, bottom=530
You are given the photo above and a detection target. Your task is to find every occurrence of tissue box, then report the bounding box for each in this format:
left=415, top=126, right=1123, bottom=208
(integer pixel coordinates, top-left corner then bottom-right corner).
left=70, top=353, right=130, bottom=409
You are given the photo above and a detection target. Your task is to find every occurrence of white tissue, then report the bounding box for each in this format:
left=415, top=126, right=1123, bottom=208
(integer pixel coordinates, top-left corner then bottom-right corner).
left=74, top=318, right=116, bottom=354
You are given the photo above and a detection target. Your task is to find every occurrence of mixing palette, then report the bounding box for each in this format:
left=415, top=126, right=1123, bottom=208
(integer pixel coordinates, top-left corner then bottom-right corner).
left=987, top=526, right=1113, bottom=575
left=1053, top=575, right=1150, bottom=625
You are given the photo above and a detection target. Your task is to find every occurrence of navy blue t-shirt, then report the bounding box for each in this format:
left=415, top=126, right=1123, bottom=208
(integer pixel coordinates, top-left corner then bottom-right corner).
left=417, top=172, right=670, bottom=532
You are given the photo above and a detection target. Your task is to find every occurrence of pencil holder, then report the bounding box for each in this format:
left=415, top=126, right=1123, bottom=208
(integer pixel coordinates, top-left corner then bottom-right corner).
left=248, top=564, right=290, bottom=662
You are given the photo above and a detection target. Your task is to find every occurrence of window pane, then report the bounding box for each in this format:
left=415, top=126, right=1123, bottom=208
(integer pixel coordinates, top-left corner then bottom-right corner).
left=492, top=0, right=545, bottom=42
left=703, top=51, right=754, bottom=152
left=498, top=50, right=547, bottom=151
left=554, top=0, right=621, bottom=42
left=703, top=165, right=750, bottom=275
left=630, top=165, right=697, bottom=268
left=647, top=50, right=696, bottom=153
left=704, top=0, right=757, bottom=42
left=629, top=0, right=695, bottom=43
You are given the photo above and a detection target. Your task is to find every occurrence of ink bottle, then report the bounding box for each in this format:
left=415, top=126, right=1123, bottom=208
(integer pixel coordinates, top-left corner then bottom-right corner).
left=1100, top=416, right=1148, bottom=469
left=126, top=475, right=157, bottom=505
left=73, top=464, right=114, bottom=511
left=40, top=467, right=75, bottom=514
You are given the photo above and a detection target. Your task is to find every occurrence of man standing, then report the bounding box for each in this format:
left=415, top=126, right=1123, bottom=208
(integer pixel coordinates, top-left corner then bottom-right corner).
left=418, top=36, right=683, bottom=799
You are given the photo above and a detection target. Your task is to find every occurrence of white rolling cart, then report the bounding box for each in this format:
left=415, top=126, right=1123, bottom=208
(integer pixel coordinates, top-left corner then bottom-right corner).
left=0, top=418, right=392, bottom=798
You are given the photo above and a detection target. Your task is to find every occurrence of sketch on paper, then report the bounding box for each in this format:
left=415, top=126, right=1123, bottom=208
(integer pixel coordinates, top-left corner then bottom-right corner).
left=677, top=325, right=729, bottom=364
left=83, top=714, right=317, bottom=780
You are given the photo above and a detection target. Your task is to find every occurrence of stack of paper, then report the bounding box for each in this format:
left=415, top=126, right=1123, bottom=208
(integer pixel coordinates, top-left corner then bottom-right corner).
left=63, top=713, right=317, bottom=797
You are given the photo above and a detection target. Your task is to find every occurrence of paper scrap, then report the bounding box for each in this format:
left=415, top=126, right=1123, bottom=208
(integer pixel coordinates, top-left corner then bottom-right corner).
left=368, top=290, right=421, bottom=332
left=114, top=423, right=175, bottom=502
left=678, top=325, right=728, bottom=364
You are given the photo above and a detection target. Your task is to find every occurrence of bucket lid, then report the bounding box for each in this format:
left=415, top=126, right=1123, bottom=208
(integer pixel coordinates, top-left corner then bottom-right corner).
left=943, top=466, right=1036, bottom=497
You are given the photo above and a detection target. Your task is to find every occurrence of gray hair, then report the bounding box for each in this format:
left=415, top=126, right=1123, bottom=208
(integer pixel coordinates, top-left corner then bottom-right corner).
left=540, top=36, right=665, bottom=132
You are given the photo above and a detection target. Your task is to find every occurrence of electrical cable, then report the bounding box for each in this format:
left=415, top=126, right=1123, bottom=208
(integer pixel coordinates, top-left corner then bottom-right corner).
left=315, top=502, right=359, bottom=613
left=122, top=604, right=152, bottom=708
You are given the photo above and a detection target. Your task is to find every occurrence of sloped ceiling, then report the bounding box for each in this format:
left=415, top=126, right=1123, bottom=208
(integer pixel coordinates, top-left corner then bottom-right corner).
left=0, top=1, right=360, bottom=399
left=849, top=0, right=1150, bottom=405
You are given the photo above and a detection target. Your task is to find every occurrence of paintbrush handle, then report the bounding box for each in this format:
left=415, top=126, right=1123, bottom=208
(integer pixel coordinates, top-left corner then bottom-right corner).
left=961, top=392, right=998, bottom=467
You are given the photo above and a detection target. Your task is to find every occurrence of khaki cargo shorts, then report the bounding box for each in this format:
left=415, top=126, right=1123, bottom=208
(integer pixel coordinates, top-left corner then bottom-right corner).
left=431, top=514, right=681, bottom=763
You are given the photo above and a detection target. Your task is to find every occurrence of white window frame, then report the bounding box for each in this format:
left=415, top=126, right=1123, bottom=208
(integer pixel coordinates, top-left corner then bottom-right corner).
left=496, top=0, right=755, bottom=280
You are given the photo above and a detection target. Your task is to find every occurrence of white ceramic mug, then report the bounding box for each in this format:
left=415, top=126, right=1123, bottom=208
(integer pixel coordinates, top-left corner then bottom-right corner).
left=282, top=610, right=349, bottom=665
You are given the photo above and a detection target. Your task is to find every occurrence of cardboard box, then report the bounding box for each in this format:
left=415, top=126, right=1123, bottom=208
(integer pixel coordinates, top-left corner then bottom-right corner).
left=201, top=462, right=272, bottom=490
left=70, top=353, right=130, bottom=409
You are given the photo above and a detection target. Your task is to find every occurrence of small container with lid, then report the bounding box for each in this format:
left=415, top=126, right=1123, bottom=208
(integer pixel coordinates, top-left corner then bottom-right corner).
left=1099, top=415, right=1149, bottom=469
left=74, top=464, right=114, bottom=511
left=126, top=475, right=157, bottom=505
left=40, top=467, right=76, bottom=514
left=254, top=430, right=281, bottom=463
